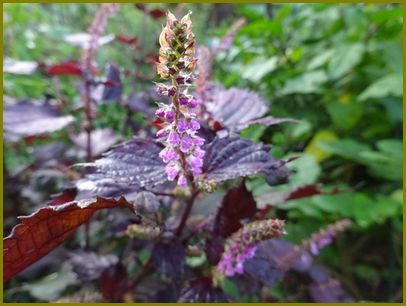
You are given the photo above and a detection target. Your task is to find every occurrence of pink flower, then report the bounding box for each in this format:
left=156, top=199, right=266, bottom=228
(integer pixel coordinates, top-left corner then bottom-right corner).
left=177, top=174, right=187, bottom=187
left=193, top=147, right=205, bottom=158
left=179, top=95, right=189, bottom=105
left=167, top=132, right=180, bottom=145
left=155, top=108, right=165, bottom=117
left=156, top=128, right=169, bottom=138
left=177, top=120, right=188, bottom=133
left=188, top=155, right=203, bottom=168
left=188, top=97, right=198, bottom=108
left=165, top=111, right=175, bottom=121
left=180, top=136, right=193, bottom=152
left=217, top=244, right=258, bottom=277
left=188, top=119, right=200, bottom=131
left=165, top=165, right=179, bottom=180
left=192, top=135, right=205, bottom=146
left=191, top=167, right=202, bottom=175
left=159, top=148, right=177, bottom=163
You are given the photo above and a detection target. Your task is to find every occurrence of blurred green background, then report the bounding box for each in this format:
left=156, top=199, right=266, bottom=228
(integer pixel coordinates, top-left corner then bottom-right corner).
left=3, top=3, right=403, bottom=302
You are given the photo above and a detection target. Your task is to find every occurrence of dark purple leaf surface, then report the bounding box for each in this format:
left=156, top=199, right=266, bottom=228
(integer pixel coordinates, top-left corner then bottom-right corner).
left=4, top=100, right=75, bottom=141
left=133, top=191, right=160, bottom=213
left=244, top=238, right=313, bottom=287
left=308, top=265, right=354, bottom=302
left=69, top=250, right=118, bottom=282
left=33, top=142, right=70, bottom=166
left=202, top=136, right=286, bottom=183
left=126, top=86, right=157, bottom=117
left=76, top=174, right=142, bottom=198
left=78, top=138, right=167, bottom=189
left=207, top=87, right=296, bottom=132
left=152, top=241, right=185, bottom=280
left=178, top=278, right=230, bottom=302
left=92, top=64, right=123, bottom=103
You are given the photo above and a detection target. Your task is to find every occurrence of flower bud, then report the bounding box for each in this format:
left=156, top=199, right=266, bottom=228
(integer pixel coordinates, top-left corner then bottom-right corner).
left=188, top=97, right=199, bottom=108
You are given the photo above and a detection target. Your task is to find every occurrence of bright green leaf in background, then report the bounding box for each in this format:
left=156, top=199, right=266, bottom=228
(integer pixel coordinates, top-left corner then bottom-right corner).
left=358, top=73, right=403, bottom=101
left=241, top=56, right=278, bottom=82
left=328, top=43, right=365, bottom=80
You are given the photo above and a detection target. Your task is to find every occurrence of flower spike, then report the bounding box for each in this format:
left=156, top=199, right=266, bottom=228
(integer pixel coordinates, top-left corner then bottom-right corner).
left=155, top=11, right=204, bottom=187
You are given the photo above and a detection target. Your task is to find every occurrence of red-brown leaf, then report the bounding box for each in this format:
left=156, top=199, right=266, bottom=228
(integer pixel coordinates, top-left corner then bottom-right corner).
left=3, top=197, right=133, bottom=282
left=149, top=8, right=166, bottom=19
left=44, top=61, right=83, bottom=77
left=286, top=184, right=323, bottom=200
left=116, top=35, right=137, bottom=45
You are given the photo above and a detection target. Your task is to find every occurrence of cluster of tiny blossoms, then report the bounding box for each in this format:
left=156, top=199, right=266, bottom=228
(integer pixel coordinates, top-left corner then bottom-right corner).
left=303, top=219, right=352, bottom=256
left=155, top=11, right=205, bottom=187
left=217, top=219, right=286, bottom=277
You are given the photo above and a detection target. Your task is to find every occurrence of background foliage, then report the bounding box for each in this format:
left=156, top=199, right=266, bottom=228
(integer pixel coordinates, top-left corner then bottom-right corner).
left=3, top=3, right=403, bottom=302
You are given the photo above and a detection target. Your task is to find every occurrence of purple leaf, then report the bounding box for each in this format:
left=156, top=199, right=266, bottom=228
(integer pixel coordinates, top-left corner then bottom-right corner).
left=76, top=174, right=141, bottom=198
left=178, top=278, right=230, bottom=302
left=133, top=191, right=160, bottom=213
left=69, top=250, right=118, bottom=282
left=33, top=142, right=70, bottom=166
left=243, top=238, right=313, bottom=287
left=3, top=58, right=38, bottom=75
left=126, top=86, right=157, bottom=117
left=4, top=100, right=75, bottom=141
left=152, top=241, right=185, bottom=280
left=64, top=33, right=115, bottom=49
left=207, top=87, right=296, bottom=132
left=243, top=256, right=286, bottom=287
left=308, top=265, right=354, bottom=302
left=78, top=138, right=167, bottom=189
left=70, top=128, right=121, bottom=157
left=202, top=136, right=287, bottom=183
left=92, top=64, right=123, bottom=103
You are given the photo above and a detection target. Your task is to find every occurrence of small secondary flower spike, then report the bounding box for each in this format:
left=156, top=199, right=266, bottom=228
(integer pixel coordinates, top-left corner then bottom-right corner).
left=217, top=219, right=286, bottom=277
left=155, top=11, right=204, bottom=187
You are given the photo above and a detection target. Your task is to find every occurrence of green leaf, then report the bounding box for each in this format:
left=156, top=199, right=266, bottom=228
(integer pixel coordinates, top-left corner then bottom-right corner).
left=240, top=124, right=266, bottom=143
left=307, top=49, right=335, bottom=70
left=328, top=43, right=365, bottom=79
left=286, top=153, right=321, bottom=187
left=241, top=56, right=278, bottom=82
left=326, top=100, right=362, bottom=130
left=305, top=130, right=338, bottom=162
left=282, top=193, right=402, bottom=227
left=319, top=138, right=402, bottom=181
left=317, top=138, right=369, bottom=162
left=360, top=139, right=403, bottom=181
left=22, top=263, right=77, bottom=301
left=279, top=70, right=328, bottom=95
left=358, top=74, right=403, bottom=101
left=186, top=253, right=207, bottom=268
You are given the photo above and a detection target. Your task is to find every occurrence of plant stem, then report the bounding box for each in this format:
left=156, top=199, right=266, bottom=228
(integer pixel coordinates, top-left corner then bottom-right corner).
left=132, top=257, right=153, bottom=287
left=175, top=191, right=197, bottom=237
left=83, top=80, right=93, bottom=250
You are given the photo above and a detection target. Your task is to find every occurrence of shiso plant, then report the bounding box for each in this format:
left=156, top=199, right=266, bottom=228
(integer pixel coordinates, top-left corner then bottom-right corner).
left=3, top=9, right=355, bottom=303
